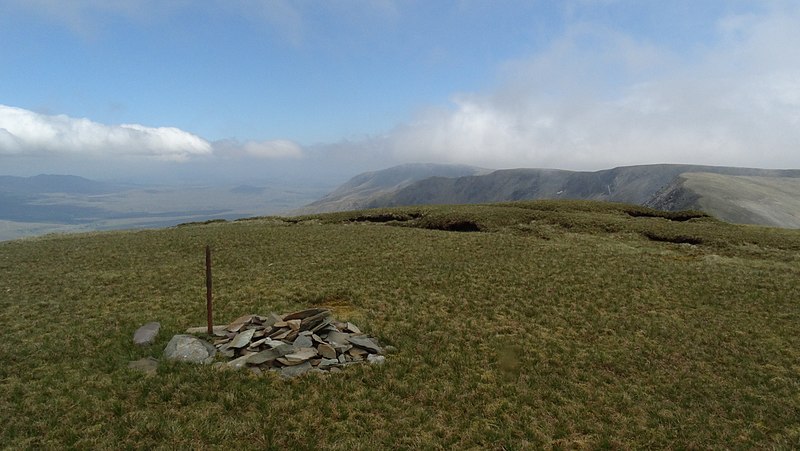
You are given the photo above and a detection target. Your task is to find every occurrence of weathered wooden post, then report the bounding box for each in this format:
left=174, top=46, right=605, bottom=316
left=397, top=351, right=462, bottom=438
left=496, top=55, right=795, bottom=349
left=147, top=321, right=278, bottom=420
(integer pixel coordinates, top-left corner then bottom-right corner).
left=206, top=245, right=213, bottom=335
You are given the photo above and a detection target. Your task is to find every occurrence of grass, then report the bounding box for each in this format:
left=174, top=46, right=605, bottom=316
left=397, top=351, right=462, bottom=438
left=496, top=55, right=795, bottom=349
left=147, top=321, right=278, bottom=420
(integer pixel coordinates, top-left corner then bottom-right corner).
left=1, top=200, right=799, bottom=448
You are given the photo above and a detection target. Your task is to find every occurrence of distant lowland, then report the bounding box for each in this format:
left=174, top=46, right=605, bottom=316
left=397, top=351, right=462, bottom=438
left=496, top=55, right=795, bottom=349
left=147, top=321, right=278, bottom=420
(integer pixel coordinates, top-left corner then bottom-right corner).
left=298, top=163, right=800, bottom=229
left=0, top=174, right=326, bottom=241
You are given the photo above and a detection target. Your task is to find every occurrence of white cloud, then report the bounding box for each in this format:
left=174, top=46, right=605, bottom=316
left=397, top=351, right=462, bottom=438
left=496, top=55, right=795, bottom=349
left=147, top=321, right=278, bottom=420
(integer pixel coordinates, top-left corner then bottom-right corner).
left=377, top=4, right=800, bottom=170
left=0, top=104, right=212, bottom=161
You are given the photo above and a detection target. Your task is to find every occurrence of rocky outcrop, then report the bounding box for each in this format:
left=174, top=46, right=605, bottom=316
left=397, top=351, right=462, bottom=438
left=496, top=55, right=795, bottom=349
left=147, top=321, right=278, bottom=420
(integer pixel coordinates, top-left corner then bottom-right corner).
left=186, top=308, right=389, bottom=378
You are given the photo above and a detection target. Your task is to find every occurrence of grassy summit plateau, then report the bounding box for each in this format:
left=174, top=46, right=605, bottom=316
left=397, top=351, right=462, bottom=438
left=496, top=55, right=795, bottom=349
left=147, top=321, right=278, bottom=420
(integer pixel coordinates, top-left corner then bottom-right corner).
left=1, top=200, right=799, bottom=449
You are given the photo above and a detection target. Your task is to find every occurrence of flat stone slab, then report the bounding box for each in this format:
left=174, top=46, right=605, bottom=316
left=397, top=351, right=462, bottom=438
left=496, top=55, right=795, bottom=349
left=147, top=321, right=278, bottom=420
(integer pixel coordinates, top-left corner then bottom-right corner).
left=281, top=361, right=312, bottom=378
left=293, top=335, right=313, bottom=348
left=164, top=334, right=216, bottom=364
left=128, top=357, right=159, bottom=375
left=133, top=322, right=161, bottom=346
left=246, top=344, right=293, bottom=365
left=347, top=336, right=382, bottom=354
left=317, top=343, right=337, bottom=359
left=185, top=325, right=228, bottom=336
left=283, top=308, right=330, bottom=321
left=283, top=347, right=318, bottom=363
left=229, top=329, right=256, bottom=348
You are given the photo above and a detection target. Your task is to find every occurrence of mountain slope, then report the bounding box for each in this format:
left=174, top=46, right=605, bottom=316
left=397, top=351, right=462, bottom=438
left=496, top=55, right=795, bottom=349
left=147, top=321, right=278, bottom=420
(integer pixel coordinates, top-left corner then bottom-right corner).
left=293, top=163, right=488, bottom=214
left=369, top=164, right=800, bottom=207
left=300, top=163, right=799, bottom=227
left=646, top=172, right=800, bottom=228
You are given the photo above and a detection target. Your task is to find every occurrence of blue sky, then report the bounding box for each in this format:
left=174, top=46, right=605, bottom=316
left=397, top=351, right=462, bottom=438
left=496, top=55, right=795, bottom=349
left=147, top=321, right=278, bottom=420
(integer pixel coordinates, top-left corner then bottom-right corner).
left=1, top=1, right=799, bottom=182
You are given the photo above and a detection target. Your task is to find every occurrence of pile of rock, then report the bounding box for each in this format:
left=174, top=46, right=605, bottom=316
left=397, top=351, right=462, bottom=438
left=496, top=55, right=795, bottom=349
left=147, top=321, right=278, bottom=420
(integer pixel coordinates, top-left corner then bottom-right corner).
left=184, top=308, right=387, bottom=378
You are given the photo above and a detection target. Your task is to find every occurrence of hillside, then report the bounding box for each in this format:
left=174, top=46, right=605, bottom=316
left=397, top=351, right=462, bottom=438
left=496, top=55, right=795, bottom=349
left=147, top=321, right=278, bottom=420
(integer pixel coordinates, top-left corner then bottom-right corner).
left=303, top=164, right=800, bottom=228
left=1, top=200, right=799, bottom=448
left=646, top=172, right=800, bottom=228
left=292, top=163, right=488, bottom=214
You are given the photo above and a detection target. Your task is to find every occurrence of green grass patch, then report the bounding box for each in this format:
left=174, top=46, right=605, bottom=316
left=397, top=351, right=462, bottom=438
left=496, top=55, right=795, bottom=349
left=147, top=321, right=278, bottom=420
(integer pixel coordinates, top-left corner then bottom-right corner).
left=1, top=200, right=799, bottom=448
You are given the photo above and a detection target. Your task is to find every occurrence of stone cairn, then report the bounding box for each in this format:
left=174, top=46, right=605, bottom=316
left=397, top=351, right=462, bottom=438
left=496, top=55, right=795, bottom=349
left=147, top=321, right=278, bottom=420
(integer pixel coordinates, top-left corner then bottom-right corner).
left=184, top=308, right=387, bottom=378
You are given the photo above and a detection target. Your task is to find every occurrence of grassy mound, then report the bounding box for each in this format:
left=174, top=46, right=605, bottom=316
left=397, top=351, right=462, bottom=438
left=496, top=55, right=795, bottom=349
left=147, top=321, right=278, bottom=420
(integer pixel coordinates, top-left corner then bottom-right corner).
left=1, top=200, right=799, bottom=448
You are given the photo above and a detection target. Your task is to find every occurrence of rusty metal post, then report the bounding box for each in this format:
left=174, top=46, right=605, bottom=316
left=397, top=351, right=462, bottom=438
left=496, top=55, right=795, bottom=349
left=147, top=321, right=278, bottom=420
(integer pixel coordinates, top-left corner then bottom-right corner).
left=206, top=245, right=213, bottom=335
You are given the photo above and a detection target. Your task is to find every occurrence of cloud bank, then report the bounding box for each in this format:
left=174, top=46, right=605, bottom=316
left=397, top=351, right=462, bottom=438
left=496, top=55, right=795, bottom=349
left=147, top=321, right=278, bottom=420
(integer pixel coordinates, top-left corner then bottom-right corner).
left=0, top=105, right=305, bottom=163
left=375, top=4, right=800, bottom=170
left=0, top=104, right=212, bottom=161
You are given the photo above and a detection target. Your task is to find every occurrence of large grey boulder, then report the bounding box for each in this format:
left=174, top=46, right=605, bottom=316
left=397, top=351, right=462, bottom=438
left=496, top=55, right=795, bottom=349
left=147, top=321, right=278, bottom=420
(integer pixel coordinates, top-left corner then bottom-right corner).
left=133, top=322, right=161, bottom=346
left=164, top=334, right=216, bottom=364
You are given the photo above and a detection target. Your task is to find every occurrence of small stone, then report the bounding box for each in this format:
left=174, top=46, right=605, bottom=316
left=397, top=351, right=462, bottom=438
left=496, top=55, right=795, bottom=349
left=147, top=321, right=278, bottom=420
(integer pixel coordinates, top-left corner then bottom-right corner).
left=270, top=328, right=290, bottom=340
left=319, top=358, right=338, bottom=368
left=226, top=314, right=256, bottom=332
left=128, top=357, right=159, bottom=375
left=325, top=330, right=350, bottom=347
left=283, top=308, right=330, bottom=321
left=263, top=338, right=287, bottom=348
left=249, top=367, right=263, bottom=377
left=344, top=322, right=361, bottom=334
left=317, top=343, right=337, bottom=359
left=283, top=347, right=318, bottom=363
left=228, top=329, right=256, bottom=348
left=367, top=354, right=386, bottom=365
left=309, top=319, right=333, bottom=334
left=383, top=345, right=399, bottom=354
left=281, top=361, right=312, bottom=378
left=163, top=334, right=216, bottom=364
left=347, top=336, right=382, bottom=354
left=293, top=335, right=313, bottom=348
left=329, top=367, right=342, bottom=373
left=227, top=355, right=250, bottom=370
left=286, top=319, right=302, bottom=331
left=133, top=322, right=161, bottom=346
left=252, top=329, right=266, bottom=338
left=247, top=344, right=293, bottom=364
left=300, top=310, right=332, bottom=331
left=285, top=330, right=299, bottom=342
left=347, top=347, right=368, bottom=357
left=338, top=354, right=347, bottom=364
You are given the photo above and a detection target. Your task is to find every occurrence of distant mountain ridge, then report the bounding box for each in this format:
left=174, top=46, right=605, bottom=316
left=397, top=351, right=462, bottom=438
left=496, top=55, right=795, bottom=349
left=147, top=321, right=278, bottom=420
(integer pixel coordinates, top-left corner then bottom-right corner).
left=0, top=174, right=120, bottom=195
left=302, top=164, right=800, bottom=228
left=292, top=163, right=489, bottom=214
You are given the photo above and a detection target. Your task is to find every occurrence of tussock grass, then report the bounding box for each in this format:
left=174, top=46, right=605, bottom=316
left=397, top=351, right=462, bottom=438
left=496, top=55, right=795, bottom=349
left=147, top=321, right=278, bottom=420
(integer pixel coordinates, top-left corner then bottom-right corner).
left=1, top=200, right=799, bottom=448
